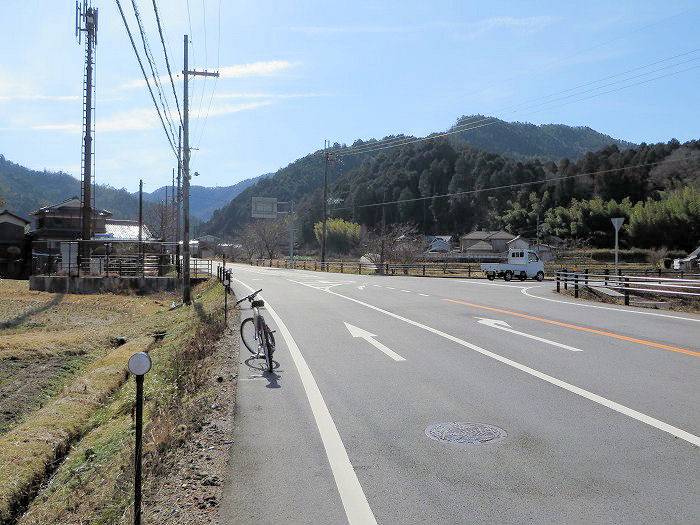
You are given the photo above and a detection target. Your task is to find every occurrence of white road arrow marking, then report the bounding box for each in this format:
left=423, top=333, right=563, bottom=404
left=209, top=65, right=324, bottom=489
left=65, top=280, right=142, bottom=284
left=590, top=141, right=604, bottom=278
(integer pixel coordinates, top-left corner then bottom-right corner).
left=344, top=322, right=406, bottom=361
left=475, top=317, right=583, bottom=352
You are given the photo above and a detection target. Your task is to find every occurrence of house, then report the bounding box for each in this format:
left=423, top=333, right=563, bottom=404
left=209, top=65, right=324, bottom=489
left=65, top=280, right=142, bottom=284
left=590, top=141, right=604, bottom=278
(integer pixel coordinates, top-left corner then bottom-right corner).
left=98, top=219, right=154, bottom=241
left=506, top=235, right=530, bottom=251
left=196, top=234, right=221, bottom=258
left=426, top=235, right=454, bottom=253
left=29, top=196, right=111, bottom=240
left=460, top=230, right=516, bottom=253
left=674, top=247, right=700, bottom=271
left=0, top=210, right=30, bottom=278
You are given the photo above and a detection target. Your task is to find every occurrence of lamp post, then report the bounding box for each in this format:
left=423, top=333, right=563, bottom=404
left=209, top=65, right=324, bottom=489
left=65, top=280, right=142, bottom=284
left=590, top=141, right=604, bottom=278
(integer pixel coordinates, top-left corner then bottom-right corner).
left=127, top=351, right=152, bottom=525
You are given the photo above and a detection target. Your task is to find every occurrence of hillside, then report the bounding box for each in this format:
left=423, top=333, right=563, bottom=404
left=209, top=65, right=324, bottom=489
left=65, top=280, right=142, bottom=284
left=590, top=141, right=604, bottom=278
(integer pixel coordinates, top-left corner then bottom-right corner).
left=0, top=154, right=147, bottom=220
left=202, top=116, right=636, bottom=240
left=448, top=115, right=635, bottom=160
left=140, top=173, right=272, bottom=221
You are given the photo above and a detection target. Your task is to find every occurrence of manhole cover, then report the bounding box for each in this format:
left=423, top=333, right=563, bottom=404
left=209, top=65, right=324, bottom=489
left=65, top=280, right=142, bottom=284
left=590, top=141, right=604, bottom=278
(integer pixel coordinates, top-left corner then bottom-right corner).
left=425, top=422, right=507, bottom=445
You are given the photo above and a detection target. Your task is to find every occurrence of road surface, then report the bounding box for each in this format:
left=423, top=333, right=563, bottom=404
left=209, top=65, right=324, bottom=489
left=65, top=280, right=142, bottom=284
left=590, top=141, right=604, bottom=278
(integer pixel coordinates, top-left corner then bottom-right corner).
left=213, top=262, right=699, bottom=524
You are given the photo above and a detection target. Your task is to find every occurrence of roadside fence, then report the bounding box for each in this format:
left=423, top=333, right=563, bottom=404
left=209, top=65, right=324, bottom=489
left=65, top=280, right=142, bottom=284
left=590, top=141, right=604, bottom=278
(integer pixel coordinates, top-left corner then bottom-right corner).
left=251, top=258, right=480, bottom=277
left=555, top=268, right=700, bottom=305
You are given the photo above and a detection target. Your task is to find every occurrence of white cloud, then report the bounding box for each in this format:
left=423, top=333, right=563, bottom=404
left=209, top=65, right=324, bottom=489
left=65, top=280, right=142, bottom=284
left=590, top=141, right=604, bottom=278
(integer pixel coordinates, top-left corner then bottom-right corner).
left=33, top=101, right=273, bottom=133
left=193, top=101, right=273, bottom=118
left=120, top=60, right=296, bottom=89
left=293, top=25, right=413, bottom=35
left=464, top=16, right=556, bottom=39
left=0, top=94, right=80, bottom=102
left=213, top=92, right=325, bottom=100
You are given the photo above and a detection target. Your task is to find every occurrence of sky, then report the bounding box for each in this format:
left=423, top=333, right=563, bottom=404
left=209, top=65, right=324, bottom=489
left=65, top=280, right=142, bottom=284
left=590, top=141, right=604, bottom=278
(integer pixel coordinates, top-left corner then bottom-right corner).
left=0, top=1, right=698, bottom=193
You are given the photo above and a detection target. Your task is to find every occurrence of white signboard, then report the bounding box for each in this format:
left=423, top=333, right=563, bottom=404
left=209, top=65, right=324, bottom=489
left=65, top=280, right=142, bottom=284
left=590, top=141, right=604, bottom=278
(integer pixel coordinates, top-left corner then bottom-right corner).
left=611, top=217, right=625, bottom=231
left=252, top=197, right=278, bottom=219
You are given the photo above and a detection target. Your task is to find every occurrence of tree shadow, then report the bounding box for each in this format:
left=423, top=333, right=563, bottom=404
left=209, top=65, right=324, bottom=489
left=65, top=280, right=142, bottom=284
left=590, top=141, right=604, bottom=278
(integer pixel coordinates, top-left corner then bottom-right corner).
left=0, top=293, right=65, bottom=330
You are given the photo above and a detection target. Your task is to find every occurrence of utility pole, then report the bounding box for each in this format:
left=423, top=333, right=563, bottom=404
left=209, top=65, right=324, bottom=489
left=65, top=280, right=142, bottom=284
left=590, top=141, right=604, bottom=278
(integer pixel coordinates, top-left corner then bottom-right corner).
left=77, top=2, right=98, bottom=259
left=138, top=179, right=143, bottom=276
left=176, top=126, right=182, bottom=282
left=316, top=141, right=338, bottom=263
left=182, top=34, right=218, bottom=304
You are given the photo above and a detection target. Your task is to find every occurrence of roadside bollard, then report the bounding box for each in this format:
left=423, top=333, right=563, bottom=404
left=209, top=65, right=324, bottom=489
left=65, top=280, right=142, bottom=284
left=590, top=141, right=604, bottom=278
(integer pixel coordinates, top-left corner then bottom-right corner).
left=224, top=270, right=230, bottom=324
left=564, top=267, right=568, bottom=290
left=624, top=277, right=630, bottom=306
left=128, top=352, right=152, bottom=525
left=574, top=272, right=579, bottom=298
left=556, top=270, right=560, bottom=292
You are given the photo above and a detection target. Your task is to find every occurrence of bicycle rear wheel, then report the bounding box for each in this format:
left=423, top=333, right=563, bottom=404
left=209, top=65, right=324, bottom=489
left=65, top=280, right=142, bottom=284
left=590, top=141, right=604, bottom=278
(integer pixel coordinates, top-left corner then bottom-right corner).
left=263, top=322, right=274, bottom=372
left=240, top=317, right=258, bottom=355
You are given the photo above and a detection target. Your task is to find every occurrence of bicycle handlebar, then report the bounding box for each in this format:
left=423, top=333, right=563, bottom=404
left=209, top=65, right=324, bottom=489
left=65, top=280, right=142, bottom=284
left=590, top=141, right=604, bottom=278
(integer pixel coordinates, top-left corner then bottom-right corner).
left=234, top=288, right=263, bottom=306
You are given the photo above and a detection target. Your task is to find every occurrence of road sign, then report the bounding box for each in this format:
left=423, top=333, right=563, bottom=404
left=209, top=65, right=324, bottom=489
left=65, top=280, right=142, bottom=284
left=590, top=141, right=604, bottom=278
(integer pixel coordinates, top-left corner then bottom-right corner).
left=611, top=217, right=625, bottom=231
left=251, top=197, right=278, bottom=219
left=611, top=217, right=625, bottom=271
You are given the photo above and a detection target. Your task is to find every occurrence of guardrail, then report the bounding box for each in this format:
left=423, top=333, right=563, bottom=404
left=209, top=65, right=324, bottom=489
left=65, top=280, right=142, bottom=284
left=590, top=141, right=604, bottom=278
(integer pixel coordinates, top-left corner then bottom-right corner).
left=555, top=268, right=700, bottom=305
left=251, top=258, right=481, bottom=277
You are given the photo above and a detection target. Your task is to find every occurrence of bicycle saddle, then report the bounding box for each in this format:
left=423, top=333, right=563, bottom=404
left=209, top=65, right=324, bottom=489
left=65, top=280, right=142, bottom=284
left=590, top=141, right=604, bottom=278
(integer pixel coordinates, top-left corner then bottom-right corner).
left=251, top=299, right=265, bottom=308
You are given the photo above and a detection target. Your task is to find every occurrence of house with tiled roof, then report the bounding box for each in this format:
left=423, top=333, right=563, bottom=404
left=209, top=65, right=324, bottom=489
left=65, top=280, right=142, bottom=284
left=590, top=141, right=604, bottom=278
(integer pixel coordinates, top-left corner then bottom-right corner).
left=460, top=230, right=516, bottom=254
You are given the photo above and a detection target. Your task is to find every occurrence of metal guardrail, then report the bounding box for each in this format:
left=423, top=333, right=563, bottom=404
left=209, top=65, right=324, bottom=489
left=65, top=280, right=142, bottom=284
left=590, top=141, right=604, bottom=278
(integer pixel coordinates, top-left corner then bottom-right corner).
left=250, top=258, right=481, bottom=277
left=555, top=269, right=700, bottom=305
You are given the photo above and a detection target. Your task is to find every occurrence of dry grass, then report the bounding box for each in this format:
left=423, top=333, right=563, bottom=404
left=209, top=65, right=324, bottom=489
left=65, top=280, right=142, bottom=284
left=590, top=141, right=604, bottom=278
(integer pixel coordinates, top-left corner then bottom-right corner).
left=11, top=280, right=226, bottom=524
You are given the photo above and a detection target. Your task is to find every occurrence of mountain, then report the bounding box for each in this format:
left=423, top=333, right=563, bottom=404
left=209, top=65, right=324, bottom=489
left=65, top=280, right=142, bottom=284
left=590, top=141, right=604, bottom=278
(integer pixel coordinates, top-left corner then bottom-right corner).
left=447, top=115, right=635, bottom=160
left=140, top=173, right=272, bottom=221
left=202, top=116, right=637, bottom=240
left=0, top=154, right=147, bottom=220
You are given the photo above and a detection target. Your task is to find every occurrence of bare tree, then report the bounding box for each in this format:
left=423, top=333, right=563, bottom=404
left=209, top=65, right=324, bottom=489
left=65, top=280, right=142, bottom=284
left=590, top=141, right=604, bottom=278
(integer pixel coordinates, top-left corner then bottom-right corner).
left=250, top=218, right=286, bottom=259
left=237, top=226, right=260, bottom=261
left=362, top=223, right=421, bottom=274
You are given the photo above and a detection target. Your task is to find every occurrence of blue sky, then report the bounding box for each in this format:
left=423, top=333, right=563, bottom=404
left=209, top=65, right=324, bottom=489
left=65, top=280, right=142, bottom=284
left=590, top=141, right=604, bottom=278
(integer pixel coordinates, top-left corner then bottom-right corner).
left=0, top=1, right=698, bottom=193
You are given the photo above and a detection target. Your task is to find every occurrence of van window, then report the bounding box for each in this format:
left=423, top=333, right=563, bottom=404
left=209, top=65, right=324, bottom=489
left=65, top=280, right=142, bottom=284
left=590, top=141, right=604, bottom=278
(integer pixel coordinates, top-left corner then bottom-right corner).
left=528, top=252, right=539, bottom=262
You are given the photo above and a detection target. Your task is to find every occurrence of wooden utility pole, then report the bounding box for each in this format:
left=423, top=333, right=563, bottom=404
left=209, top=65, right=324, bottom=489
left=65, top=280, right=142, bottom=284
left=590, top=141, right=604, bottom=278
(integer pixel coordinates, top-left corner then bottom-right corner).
left=182, top=34, right=218, bottom=304
left=176, top=126, right=182, bottom=281
left=316, top=141, right=338, bottom=263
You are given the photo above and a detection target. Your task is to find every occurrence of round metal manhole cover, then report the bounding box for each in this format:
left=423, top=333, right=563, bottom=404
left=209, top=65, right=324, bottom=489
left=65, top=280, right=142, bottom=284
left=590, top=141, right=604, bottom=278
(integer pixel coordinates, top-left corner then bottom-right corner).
left=425, top=422, right=507, bottom=445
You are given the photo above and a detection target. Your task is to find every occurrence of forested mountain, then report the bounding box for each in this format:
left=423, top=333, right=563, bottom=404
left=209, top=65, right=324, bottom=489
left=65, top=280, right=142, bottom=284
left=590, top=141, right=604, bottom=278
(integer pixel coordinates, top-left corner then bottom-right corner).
left=203, top=116, right=635, bottom=240
left=448, top=115, right=635, bottom=160
left=0, top=154, right=147, bottom=220
left=205, top=136, right=699, bottom=251
left=140, top=173, right=272, bottom=221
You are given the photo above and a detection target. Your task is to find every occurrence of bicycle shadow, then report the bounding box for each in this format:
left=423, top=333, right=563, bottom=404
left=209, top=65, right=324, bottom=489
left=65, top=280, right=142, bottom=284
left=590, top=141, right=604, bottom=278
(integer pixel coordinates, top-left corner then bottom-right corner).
left=0, top=293, right=65, bottom=330
left=242, top=356, right=282, bottom=389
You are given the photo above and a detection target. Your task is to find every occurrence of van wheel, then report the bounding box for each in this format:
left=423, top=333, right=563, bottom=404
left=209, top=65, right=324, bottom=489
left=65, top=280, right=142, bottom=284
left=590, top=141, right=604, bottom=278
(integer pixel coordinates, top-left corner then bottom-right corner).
left=518, top=272, right=526, bottom=281
left=504, top=271, right=513, bottom=281
left=536, top=271, right=544, bottom=281
left=487, top=273, right=495, bottom=281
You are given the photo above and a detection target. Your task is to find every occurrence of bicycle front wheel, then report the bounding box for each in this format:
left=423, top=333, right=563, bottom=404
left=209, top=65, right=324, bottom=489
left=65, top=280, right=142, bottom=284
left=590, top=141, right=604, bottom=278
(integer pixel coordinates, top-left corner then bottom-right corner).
left=240, top=317, right=258, bottom=355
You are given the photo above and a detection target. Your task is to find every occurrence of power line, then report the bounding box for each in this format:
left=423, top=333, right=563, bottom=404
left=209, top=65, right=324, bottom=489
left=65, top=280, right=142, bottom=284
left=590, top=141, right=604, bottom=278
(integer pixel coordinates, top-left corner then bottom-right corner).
left=115, top=0, right=177, bottom=156
left=195, top=0, right=221, bottom=149
left=333, top=159, right=686, bottom=212
left=151, top=0, right=183, bottom=126
left=130, top=0, right=177, bottom=146
left=337, top=55, right=699, bottom=158
left=502, top=47, right=700, bottom=114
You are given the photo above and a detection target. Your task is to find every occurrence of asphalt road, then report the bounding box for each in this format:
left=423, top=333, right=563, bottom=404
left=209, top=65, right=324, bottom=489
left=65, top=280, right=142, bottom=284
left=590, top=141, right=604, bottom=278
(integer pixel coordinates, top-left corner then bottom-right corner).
left=213, top=262, right=699, bottom=524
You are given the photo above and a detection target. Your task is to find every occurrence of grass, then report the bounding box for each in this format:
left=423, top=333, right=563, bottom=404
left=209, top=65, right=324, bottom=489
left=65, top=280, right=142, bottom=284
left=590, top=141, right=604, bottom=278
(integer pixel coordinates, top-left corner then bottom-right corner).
left=10, top=280, right=226, bottom=524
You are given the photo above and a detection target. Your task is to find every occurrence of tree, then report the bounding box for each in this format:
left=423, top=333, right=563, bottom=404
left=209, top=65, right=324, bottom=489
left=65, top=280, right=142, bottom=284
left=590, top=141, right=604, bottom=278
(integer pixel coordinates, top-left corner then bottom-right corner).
left=313, top=217, right=361, bottom=255
left=237, top=226, right=260, bottom=260
left=250, top=219, right=286, bottom=259
left=362, top=223, right=421, bottom=273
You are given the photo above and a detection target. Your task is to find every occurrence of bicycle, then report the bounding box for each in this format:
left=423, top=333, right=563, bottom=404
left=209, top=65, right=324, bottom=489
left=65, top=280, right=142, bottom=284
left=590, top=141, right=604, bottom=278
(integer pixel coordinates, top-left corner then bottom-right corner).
left=237, top=289, right=276, bottom=372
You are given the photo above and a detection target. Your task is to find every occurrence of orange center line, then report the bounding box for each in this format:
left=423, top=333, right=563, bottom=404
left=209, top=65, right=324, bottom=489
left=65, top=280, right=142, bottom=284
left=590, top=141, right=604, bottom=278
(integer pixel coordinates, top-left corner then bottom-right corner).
left=443, top=298, right=699, bottom=357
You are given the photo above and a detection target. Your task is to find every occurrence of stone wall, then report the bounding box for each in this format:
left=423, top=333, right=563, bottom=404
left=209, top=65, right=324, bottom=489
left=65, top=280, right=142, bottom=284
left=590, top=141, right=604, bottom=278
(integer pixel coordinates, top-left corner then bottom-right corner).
left=29, top=275, right=179, bottom=295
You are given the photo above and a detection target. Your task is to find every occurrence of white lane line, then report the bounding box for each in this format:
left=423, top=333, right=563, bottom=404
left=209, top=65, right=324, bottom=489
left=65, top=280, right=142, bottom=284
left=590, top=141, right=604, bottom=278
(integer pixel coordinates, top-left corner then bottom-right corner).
left=373, top=284, right=382, bottom=288
left=400, top=289, right=411, bottom=293
left=385, top=287, right=395, bottom=290
left=521, top=286, right=700, bottom=323
left=286, top=284, right=699, bottom=447
left=231, top=277, right=377, bottom=525
left=475, top=317, right=583, bottom=352
left=459, top=280, right=528, bottom=289
left=344, top=322, right=406, bottom=361
left=418, top=293, right=429, bottom=297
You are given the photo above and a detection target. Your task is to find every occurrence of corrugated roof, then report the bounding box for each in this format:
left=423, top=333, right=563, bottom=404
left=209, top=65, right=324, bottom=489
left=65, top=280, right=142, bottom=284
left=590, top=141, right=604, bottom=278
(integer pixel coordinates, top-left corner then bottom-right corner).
left=102, top=221, right=154, bottom=240
left=463, top=240, right=495, bottom=252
